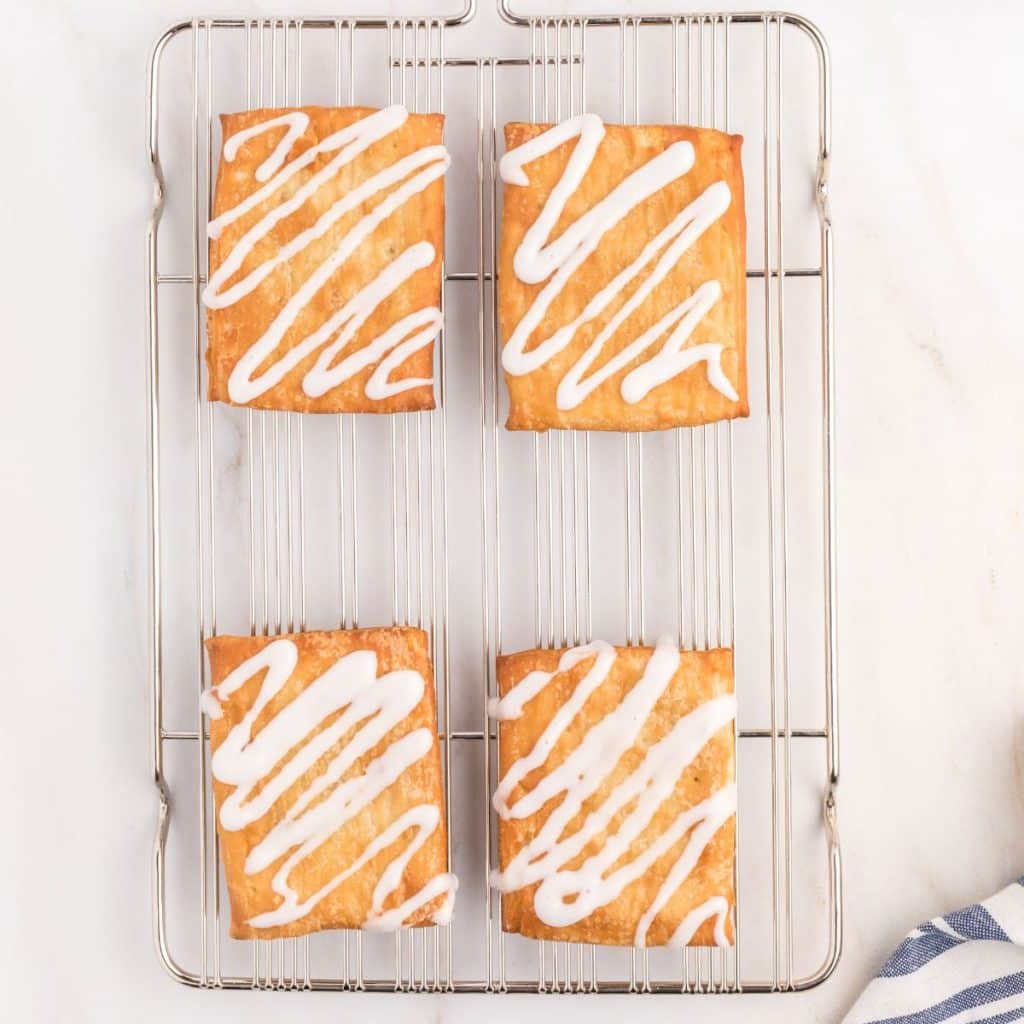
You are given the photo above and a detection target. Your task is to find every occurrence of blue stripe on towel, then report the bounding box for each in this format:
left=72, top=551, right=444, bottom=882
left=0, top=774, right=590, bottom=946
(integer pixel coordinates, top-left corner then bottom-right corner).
left=864, top=972, right=1024, bottom=1024
left=878, top=928, right=962, bottom=978
left=844, top=878, right=1024, bottom=1024
left=944, top=906, right=1010, bottom=944
left=974, top=1008, right=1024, bottom=1024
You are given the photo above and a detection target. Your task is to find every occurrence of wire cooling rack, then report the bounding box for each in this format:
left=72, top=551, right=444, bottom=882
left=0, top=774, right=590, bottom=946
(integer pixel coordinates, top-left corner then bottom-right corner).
left=145, top=0, right=838, bottom=995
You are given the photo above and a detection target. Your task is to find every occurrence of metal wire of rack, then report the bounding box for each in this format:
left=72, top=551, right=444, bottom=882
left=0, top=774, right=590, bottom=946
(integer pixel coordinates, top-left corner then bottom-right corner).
left=145, top=1, right=838, bottom=995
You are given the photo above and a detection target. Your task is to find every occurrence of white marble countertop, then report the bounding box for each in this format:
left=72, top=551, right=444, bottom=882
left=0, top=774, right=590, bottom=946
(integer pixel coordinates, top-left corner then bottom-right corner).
left=3, top=0, right=1023, bottom=1020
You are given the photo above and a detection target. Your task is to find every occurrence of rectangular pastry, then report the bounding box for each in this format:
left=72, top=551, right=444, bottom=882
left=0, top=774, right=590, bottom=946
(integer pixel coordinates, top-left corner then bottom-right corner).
left=491, top=638, right=735, bottom=947
left=204, top=105, right=448, bottom=413
left=498, top=116, right=747, bottom=431
left=202, top=627, right=456, bottom=940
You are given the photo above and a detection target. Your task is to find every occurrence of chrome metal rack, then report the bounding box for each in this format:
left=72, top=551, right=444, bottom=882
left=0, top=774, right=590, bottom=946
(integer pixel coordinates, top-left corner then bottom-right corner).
left=146, top=0, right=837, bottom=995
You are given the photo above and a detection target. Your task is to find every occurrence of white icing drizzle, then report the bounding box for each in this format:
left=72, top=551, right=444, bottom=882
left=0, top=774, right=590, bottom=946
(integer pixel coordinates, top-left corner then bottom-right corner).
left=499, top=113, right=737, bottom=409
left=203, top=105, right=449, bottom=405
left=202, top=638, right=457, bottom=931
left=666, top=896, right=731, bottom=947
left=490, top=636, right=735, bottom=947
left=223, top=111, right=310, bottom=183
left=487, top=640, right=615, bottom=726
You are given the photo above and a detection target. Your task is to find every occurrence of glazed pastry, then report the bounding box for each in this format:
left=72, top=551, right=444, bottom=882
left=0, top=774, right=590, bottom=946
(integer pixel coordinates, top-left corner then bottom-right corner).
left=491, top=638, right=735, bottom=947
left=204, top=106, right=447, bottom=413
left=498, top=116, right=747, bottom=431
left=202, top=628, right=456, bottom=940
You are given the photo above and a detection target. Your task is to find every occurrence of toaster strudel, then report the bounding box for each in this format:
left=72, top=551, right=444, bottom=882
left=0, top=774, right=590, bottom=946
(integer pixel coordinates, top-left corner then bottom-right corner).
left=498, top=116, right=747, bottom=432
left=202, top=627, right=456, bottom=940
left=204, top=105, right=448, bottom=414
left=491, top=638, right=735, bottom=947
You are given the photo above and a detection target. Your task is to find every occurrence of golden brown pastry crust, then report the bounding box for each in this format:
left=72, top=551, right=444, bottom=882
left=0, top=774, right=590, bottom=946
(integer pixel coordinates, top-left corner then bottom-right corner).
left=205, top=627, right=449, bottom=939
left=207, top=106, right=444, bottom=413
left=496, top=644, right=735, bottom=946
left=499, top=121, right=747, bottom=432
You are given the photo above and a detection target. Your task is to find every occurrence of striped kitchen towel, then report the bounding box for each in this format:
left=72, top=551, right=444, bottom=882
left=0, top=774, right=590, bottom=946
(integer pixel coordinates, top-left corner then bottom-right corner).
left=844, top=877, right=1024, bottom=1024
